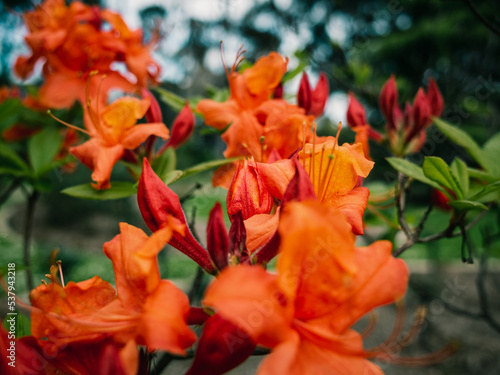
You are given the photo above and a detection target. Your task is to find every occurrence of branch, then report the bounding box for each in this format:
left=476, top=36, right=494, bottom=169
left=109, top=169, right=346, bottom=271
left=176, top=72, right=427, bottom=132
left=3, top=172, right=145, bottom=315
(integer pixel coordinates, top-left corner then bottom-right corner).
left=462, top=0, right=500, bottom=37
left=23, top=190, right=39, bottom=291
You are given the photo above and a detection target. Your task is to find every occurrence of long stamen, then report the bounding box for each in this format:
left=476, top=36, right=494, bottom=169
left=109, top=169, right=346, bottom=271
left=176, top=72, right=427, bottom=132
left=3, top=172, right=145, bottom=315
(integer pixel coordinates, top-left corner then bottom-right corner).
left=56, top=260, right=65, bottom=288
left=301, top=121, right=306, bottom=169
left=319, top=122, right=342, bottom=201
left=220, top=41, right=230, bottom=81
left=311, top=123, right=317, bottom=190
left=361, top=313, right=378, bottom=339
left=318, top=144, right=326, bottom=194
left=47, top=110, right=90, bottom=135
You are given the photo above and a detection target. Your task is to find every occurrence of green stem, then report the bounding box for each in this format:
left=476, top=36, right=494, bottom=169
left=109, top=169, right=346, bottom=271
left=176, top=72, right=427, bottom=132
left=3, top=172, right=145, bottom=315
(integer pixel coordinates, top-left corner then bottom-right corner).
left=23, top=190, right=39, bottom=292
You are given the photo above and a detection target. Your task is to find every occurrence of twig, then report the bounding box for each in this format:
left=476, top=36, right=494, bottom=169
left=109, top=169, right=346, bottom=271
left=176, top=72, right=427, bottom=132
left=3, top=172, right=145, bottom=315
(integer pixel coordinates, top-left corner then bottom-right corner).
left=444, top=252, right=500, bottom=334
left=23, top=190, right=39, bottom=291
left=462, top=0, right=500, bottom=37
left=0, top=178, right=20, bottom=208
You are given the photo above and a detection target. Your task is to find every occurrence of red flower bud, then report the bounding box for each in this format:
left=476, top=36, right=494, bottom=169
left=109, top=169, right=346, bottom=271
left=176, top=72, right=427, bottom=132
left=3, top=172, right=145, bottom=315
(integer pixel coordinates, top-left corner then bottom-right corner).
left=165, top=103, right=195, bottom=149
left=137, top=158, right=215, bottom=274
left=273, top=82, right=283, bottom=99
left=346, top=92, right=368, bottom=128
left=309, top=72, right=329, bottom=117
left=227, top=159, right=273, bottom=220
left=228, top=211, right=250, bottom=264
left=185, top=314, right=256, bottom=375
left=141, top=88, right=163, bottom=123
left=405, top=88, right=431, bottom=143
left=379, top=75, right=402, bottom=131
left=207, top=202, right=229, bottom=272
left=297, top=72, right=312, bottom=113
left=281, top=156, right=317, bottom=207
left=427, top=78, right=444, bottom=117
left=432, top=189, right=451, bottom=211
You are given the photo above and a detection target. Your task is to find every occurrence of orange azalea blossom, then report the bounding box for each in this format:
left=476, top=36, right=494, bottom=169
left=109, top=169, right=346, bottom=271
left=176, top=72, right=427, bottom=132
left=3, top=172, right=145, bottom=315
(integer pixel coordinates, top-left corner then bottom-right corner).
left=196, top=50, right=317, bottom=186
left=29, top=217, right=196, bottom=373
left=204, top=200, right=409, bottom=375
left=70, top=96, right=169, bottom=189
left=15, top=0, right=159, bottom=109
left=243, top=133, right=373, bottom=252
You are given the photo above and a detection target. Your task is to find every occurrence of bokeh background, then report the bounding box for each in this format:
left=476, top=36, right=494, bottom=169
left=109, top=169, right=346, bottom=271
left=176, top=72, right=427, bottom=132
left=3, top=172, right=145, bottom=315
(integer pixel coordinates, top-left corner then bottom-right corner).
left=1, top=0, right=500, bottom=373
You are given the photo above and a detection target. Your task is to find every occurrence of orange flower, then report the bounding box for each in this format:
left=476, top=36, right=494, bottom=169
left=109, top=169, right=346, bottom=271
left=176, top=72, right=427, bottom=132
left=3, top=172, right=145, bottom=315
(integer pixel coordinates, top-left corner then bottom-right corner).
left=242, top=133, right=373, bottom=255
left=298, top=135, right=374, bottom=234
left=30, top=218, right=196, bottom=363
left=196, top=51, right=315, bottom=173
left=15, top=0, right=158, bottom=109
left=204, top=200, right=409, bottom=375
left=70, top=96, right=169, bottom=189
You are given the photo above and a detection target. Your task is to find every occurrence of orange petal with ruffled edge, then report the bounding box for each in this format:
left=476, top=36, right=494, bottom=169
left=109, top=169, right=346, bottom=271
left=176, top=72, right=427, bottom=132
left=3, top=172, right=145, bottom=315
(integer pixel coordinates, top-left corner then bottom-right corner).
left=244, top=210, right=280, bottom=253
left=30, top=276, right=117, bottom=344
left=121, top=123, right=169, bottom=149
left=137, top=280, right=196, bottom=354
left=203, top=264, right=293, bottom=348
left=277, top=201, right=357, bottom=321
left=244, top=52, right=287, bottom=97
left=103, top=221, right=185, bottom=308
left=325, top=187, right=370, bottom=235
left=100, top=97, right=150, bottom=142
left=70, top=139, right=124, bottom=189
left=257, top=159, right=295, bottom=199
left=221, top=112, right=264, bottom=159
left=313, top=240, right=409, bottom=334
left=196, top=99, right=241, bottom=130
left=257, top=337, right=383, bottom=375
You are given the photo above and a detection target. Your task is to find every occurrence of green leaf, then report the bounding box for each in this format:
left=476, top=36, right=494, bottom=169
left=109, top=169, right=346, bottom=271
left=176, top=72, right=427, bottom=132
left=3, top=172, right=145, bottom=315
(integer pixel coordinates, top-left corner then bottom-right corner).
left=433, top=118, right=497, bottom=175
left=0, top=142, right=30, bottom=172
left=448, top=200, right=488, bottom=211
left=282, top=60, right=307, bottom=83
left=467, top=167, right=498, bottom=183
left=174, top=157, right=241, bottom=183
left=483, top=132, right=500, bottom=169
left=468, top=181, right=500, bottom=201
left=61, top=182, right=137, bottom=200
left=423, top=157, right=463, bottom=199
left=0, top=99, right=21, bottom=132
left=152, top=147, right=176, bottom=180
left=28, top=126, right=63, bottom=177
left=155, top=87, right=186, bottom=112
left=450, top=158, right=469, bottom=194
left=386, top=157, right=442, bottom=190
left=164, top=170, right=183, bottom=184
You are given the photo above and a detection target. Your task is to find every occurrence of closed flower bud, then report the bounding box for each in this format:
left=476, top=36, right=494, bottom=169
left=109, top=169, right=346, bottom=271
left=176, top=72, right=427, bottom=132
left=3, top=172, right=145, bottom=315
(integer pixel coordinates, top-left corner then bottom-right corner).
left=309, top=72, right=329, bottom=117
left=141, top=88, right=163, bottom=123
left=427, top=78, right=444, bottom=117
left=186, top=314, right=256, bottom=375
left=346, top=92, right=368, bottom=129
left=166, top=103, right=195, bottom=149
left=379, top=75, right=402, bottom=131
left=207, top=202, right=229, bottom=272
left=227, top=158, right=273, bottom=220
left=137, top=158, right=214, bottom=273
left=297, top=72, right=312, bottom=114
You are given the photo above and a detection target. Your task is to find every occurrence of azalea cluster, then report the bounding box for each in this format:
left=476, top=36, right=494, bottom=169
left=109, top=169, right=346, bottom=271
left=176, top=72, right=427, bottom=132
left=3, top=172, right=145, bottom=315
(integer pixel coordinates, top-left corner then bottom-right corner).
left=347, top=75, right=444, bottom=157
left=15, top=0, right=160, bottom=109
